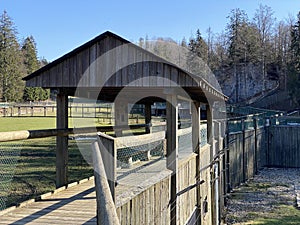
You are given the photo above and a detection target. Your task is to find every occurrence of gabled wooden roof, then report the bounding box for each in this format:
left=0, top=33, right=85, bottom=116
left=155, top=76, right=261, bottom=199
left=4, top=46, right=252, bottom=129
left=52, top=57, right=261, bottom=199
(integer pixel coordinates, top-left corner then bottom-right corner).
left=23, top=31, right=227, bottom=102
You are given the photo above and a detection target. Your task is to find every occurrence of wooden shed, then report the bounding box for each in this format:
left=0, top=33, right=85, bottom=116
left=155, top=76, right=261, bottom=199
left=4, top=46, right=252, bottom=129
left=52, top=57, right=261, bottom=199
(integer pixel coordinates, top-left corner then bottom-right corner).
left=23, top=31, right=227, bottom=225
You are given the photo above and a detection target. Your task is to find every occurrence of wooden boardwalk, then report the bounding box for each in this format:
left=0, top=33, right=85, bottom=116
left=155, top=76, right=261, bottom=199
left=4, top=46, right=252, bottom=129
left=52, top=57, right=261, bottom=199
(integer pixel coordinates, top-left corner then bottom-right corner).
left=0, top=180, right=97, bottom=225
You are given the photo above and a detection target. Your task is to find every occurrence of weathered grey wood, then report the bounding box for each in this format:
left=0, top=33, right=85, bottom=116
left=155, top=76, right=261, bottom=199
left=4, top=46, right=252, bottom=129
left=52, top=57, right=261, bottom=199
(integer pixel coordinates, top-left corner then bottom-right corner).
left=166, top=94, right=178, bottom=225
left=192, top=101, right=200, bottom=154
left=24, top=32, right=227, bottom=102
left=191, top=101, right=202, bottom=222
left=144, top=103, right=152, bottom=133
left=96, top=133, right=116, bottom=201
left=267, top=125, right=300, bottom=167
left=92, top=141, right=120, bottom=225
left=115, top=131, right=165, bottom=148
left=56, top=90, right=68, bottom=188
left=206, top=104, right=214, bottom=162
left=114, top=100, right=128, bottom=137
left=0, top=124, right=149, bottom=142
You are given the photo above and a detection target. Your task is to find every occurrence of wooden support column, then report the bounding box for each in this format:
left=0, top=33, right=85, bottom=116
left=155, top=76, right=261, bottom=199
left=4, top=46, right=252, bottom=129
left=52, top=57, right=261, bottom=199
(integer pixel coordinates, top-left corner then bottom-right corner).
left=145, top=103, right=152, bottom=134
left=207, top=104, right=216, bottom=225
left=192, top=101, right=201, bottom=222
left=56, top=90, right=68, bottom=188
left=206, top=104, right=214, bottom=158
left=114, top=99, right=128, bottom=137
left=166, top=95, right=178, bottom=225
left=192, top=101, right=201, bottom=154
left=253, top=117, right=258, bottom=174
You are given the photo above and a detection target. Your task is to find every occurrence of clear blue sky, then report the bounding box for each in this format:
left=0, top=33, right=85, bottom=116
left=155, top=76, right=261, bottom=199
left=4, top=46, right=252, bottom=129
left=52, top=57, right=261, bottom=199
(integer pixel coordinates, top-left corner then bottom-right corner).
left=0, top=0, right=299, bottom=62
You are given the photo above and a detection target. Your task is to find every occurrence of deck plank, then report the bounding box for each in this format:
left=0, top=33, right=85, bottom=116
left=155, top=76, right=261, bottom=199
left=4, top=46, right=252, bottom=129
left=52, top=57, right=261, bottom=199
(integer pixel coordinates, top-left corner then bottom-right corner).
left=1, top=179, right=97, bottom=224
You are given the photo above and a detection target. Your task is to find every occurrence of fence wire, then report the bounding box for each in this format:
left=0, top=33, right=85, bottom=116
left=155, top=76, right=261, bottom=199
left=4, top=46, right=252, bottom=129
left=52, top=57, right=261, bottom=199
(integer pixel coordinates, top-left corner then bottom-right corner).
left=0, top=143, right=21, bottom=210
left=0, top=137, right=94, bottom=211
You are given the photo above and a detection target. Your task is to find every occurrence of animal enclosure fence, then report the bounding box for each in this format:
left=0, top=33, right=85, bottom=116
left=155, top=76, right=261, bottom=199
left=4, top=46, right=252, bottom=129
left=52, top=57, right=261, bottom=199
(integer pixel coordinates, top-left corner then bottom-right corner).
left=1, top=113, right=300, bottom=224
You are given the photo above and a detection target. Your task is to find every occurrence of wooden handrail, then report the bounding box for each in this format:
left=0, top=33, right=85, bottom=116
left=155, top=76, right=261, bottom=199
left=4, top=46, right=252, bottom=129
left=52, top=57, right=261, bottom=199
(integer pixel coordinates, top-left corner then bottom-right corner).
left=0, top=124, right=148, bottom=142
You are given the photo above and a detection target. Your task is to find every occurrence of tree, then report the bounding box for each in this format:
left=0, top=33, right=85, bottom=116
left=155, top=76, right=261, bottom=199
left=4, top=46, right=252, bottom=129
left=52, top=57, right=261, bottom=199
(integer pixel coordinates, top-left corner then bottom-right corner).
left=0, top=11, right=25, bottom=102
left=253, top=4, right=275, bottom=92
left=226, top=8, right=250, bottom=102
left=273, top=20, right=291, bottom=89
left=188, top=29, right=209, bottom=63
left=22, top=36, right=50, bottom=101
left=288, top=11, right=300, bottom=105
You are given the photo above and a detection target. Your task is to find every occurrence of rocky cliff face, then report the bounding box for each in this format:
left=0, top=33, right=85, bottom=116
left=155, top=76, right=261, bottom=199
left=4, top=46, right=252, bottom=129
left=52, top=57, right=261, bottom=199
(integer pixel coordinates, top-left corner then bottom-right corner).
left=215, top=64, right=278, bottom=104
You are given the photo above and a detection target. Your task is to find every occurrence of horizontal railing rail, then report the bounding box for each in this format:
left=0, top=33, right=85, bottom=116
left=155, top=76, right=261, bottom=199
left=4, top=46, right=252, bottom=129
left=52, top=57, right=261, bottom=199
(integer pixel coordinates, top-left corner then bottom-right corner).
left=0, top=124, right=149, bottom=142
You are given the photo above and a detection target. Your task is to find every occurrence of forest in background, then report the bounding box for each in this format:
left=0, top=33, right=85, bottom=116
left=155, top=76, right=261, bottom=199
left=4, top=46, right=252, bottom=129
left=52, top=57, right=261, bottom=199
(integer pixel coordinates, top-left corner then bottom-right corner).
left=0, top=5, right=300, bottom=106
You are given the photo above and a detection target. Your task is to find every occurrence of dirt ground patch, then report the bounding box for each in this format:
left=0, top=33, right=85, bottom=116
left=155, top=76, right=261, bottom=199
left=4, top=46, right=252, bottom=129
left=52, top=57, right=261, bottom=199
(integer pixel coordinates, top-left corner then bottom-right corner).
left=223, top=168, right=300, bottom=225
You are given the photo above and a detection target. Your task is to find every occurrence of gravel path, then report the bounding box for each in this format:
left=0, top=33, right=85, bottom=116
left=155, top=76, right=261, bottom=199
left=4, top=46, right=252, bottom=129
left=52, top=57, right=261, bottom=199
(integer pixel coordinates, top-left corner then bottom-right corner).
left=224, top=167, right=300, bottom=224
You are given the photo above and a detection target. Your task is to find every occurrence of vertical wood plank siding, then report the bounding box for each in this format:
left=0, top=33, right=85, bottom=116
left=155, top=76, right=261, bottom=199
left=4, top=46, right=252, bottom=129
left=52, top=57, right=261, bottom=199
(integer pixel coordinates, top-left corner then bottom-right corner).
left=24, top=36, right=211, bottom=90
left=268, top=126, right=300, bottom=167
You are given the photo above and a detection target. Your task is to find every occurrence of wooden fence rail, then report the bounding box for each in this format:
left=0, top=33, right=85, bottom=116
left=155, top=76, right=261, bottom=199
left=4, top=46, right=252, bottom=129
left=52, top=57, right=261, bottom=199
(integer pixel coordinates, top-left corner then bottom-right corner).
left=0, top=124, right=148, bottom=142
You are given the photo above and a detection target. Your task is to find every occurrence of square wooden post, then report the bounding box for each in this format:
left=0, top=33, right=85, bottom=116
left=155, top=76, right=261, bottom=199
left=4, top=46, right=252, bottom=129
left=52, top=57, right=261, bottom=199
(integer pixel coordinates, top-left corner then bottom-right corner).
left=206, top=104, right=214, bottom=158
left=114, top=100, right=128, bottom=137
left=96, top=133, right=116, bottom=202
left=192, top=101, right=201, bottom=222
left=56, top=90, right=68, bottom=188
left=166, top=94, right=178, bottom=225
left=192, top=101, right=201, bottom=154
left=145, top=103, right=152, bottom=134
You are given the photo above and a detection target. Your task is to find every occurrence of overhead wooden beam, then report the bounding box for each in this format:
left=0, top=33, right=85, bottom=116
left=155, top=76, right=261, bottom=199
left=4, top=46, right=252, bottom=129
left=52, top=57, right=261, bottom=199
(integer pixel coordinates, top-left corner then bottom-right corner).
left=56, top=89, right=69, bottom=188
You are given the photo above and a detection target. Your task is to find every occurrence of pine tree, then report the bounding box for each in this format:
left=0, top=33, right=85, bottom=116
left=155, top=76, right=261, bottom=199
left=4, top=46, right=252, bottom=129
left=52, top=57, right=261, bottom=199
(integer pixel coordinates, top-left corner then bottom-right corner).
left=22, top=36, right=49, bottom=101
left=188, top=29, right=209, bottom=63
left=0, top=11, right=25, bottom=102
left=288, top=11, right=300, bottom=105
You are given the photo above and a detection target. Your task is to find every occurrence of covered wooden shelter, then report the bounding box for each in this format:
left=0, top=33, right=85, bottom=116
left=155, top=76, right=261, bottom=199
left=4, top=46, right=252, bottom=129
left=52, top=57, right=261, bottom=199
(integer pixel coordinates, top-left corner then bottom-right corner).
left=23, top=31, right=227, bottom=224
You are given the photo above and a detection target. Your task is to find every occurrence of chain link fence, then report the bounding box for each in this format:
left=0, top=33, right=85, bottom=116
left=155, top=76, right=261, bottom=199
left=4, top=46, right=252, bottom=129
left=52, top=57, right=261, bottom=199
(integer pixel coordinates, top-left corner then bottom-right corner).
left=0, top=137, right=94, bottom=211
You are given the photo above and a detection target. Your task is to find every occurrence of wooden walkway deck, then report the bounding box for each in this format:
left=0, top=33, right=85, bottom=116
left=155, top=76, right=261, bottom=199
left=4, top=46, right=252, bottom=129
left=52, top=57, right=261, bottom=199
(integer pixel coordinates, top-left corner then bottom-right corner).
left=0, top=180, right=97, bottom=225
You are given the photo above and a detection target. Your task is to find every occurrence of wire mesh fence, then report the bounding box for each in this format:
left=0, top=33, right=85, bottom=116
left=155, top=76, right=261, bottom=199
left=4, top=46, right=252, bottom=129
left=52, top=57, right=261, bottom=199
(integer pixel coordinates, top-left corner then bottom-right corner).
left=0, top=118, right=209, bottom=212
left=0, top=137, right=94, bottom=211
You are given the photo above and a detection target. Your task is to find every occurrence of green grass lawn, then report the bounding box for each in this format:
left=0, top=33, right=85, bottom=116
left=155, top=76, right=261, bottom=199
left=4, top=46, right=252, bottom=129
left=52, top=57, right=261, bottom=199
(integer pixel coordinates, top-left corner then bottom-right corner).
left=0, top=117, right=96, bottom=210
left=0, top=137, right=94, bottom=210
left=0, top=117, right=56, bottom=132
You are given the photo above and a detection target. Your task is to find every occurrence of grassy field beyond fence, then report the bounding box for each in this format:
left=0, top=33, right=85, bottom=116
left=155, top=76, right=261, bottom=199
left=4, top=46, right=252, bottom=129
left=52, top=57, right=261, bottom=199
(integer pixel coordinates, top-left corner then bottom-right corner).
left=0, top=116, right=97, bottom=210
left=0, top=137, right=94, bottom=210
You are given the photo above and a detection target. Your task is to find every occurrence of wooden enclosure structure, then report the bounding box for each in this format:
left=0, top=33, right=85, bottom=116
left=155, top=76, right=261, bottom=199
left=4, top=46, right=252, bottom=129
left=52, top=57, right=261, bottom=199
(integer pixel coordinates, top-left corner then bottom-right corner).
left=23, top=31, right=227, bottom=225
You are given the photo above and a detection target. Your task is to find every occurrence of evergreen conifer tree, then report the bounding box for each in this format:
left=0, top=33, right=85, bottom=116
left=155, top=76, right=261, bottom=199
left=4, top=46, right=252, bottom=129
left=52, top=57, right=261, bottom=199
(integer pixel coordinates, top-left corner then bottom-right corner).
left=0, top=11, right=25, bottom=102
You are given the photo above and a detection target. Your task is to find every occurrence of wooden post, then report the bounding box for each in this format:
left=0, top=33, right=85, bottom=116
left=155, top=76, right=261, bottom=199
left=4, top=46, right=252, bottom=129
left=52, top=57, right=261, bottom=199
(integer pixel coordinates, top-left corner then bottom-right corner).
left=192, top=101, right=201, bottom=222
left=56, top=90, right=68, bottom=188
left=96, top=133, right=116, bottom=201
left=145, top=103, right=152, bottom=134
left=114, top=100, right=128, bottom=137
left=166, top=94, right=178, bottom=225
left=253, top=117, right=258, bottom=174
left=92, top=141, right=120, bottom=225
left=82, top=104, right=84, bottom=118
left=206, top=104, right=214, bottom=158
left=241, top=119, right=246, bottom=182
left=225, top=120, right=231, bottom=194
left=192, top=101, right=200, bottom=154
